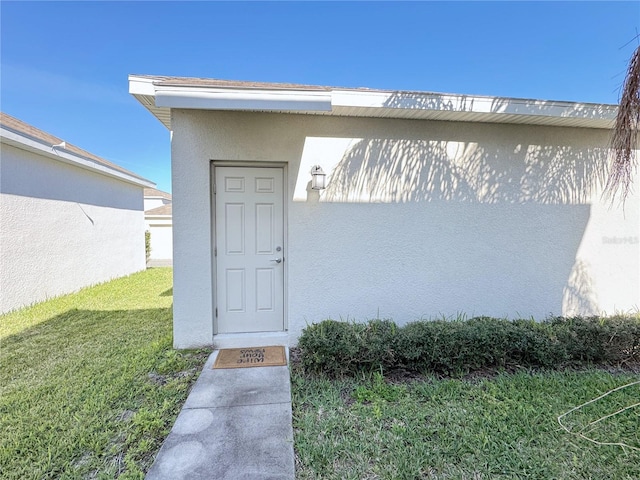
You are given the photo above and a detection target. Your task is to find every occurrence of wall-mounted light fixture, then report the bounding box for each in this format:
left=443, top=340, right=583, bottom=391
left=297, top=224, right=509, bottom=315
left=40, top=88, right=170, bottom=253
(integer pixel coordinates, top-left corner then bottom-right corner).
left=310, top=165, right=326, bottom=190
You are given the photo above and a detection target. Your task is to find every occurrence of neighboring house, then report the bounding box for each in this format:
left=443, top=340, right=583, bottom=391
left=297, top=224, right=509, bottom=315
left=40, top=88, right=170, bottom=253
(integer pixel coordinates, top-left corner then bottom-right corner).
left=0, top=112, right=154, bottom=314
left=144, top=187, right=172, bottom=211
left=144, top=188, right=173, bottom=266
left=129, top=75, right=639, bottom=349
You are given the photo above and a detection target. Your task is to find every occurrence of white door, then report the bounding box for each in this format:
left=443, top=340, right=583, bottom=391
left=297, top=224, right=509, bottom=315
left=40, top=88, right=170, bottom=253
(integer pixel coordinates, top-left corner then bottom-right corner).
left=215, top=166, right=284, bottom=333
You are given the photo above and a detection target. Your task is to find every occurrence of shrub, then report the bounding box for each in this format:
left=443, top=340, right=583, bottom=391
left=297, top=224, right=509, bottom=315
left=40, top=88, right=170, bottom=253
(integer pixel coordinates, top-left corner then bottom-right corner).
left=395, top=320, right=439, bottom=371
left=396, top=320, right=468, bottom=374
left=601, top=315, right=640, bottom=362
left=145, top=230, right=151, bottom=264
left=547, top=315, right=640, bottom=364
left=359, top=319, right=400, bottom=370
left=297, top=319, right=364, bottom=376
left=508, top=319, right=567, bottom=367
left=297, top=314, right=640, bottom=377
left=396, top=317, right=563, bottom=375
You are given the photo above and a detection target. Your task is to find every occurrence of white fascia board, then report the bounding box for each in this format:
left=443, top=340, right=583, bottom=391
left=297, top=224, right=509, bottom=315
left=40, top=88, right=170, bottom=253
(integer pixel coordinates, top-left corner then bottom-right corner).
left=129, top=75, right=157, bottom=96
left=331, top=90, right=617, bottom=123
left=129, top=74, right=616, bottom=125
left=0, top=128, right=155, bottom=189
left=154, top=86, right=333, bottom=112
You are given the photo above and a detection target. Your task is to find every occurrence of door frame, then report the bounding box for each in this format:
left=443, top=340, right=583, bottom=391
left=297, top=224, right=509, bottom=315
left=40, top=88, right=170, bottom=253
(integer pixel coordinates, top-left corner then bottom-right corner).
left=210, top=160, right=288, bottom=335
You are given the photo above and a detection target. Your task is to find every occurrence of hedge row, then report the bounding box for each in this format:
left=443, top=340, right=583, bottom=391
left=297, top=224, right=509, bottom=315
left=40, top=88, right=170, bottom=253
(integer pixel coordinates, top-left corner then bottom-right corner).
left=297, top=316, right=640, bottom=376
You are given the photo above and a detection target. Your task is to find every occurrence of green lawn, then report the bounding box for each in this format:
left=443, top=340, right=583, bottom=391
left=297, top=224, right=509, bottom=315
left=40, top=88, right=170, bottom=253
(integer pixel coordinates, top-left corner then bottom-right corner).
left=0, top=268, right=210, bottom=479
left=292, top=369, right=640, bottom=479
left=4, top=271, right=639, bottom=479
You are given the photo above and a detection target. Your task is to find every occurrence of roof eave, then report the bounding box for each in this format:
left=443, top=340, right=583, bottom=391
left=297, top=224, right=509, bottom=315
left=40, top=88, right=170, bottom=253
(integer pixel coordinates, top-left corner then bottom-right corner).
left=332, top=89, right=617, bottom=128
left=1, top=127, right=155, bottom=189
left=128, top=75, right=617, bottom=130
left=154, top=86, right=333, bottom=113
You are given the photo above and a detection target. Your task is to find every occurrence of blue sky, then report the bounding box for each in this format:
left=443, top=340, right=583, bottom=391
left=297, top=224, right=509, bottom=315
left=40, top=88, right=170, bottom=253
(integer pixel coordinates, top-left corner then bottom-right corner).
left=2, top=1, right=639, bottom=193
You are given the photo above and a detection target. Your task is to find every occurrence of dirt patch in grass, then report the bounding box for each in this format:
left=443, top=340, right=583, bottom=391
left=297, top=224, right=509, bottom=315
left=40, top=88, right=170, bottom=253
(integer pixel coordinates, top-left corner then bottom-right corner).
left=384, top=367, right=428, bottom=384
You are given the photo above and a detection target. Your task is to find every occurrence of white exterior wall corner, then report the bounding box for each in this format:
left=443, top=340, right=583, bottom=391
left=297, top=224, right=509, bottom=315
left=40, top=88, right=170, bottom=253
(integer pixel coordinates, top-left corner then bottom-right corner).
left=170, top=110, right=214, bottom=348
left=169, top=109, right=639, bottom=348
left=0, top=143, right=147, bottom=314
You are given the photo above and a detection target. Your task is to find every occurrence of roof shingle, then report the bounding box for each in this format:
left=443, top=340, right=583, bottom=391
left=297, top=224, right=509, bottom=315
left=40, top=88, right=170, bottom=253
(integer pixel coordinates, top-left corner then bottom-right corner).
left=145, top=204, right=172, bottom=216
left=0, top=112, right=150, bottom=183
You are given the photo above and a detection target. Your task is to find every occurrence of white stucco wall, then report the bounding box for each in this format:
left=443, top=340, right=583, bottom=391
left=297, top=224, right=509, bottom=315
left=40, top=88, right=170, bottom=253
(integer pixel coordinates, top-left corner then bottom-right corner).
left=145, top=217, right=173, bottom=262
left=170, top=109, right=639, bottom=348
left=144, top=196, right=171, bottom=211
left=0, top=143, right=147, bottom=313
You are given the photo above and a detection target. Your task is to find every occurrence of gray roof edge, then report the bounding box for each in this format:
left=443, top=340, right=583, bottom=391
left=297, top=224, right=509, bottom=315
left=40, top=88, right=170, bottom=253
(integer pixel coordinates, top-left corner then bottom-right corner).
left=1, top=125, right=155, bottom=189
left=128, top=74, right=618, bottom=128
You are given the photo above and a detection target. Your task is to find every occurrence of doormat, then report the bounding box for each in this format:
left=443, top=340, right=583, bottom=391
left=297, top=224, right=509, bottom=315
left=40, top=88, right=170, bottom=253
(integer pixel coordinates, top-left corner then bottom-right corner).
left=212, top=346, right=287, bottom=369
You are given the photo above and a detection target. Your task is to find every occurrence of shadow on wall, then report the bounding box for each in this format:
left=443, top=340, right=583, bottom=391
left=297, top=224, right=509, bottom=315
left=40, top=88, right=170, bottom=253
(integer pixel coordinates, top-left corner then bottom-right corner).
left=376, top=89, right=614, bottom=120
left=563, top=260, right=599, bottom=316
left=309, top=97, right=610, bottom=318
left=325, top=137, right=607, bottom=204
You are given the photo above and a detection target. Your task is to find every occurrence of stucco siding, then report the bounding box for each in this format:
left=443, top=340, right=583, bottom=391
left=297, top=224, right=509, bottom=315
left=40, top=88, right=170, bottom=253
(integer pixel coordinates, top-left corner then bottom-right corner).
left=170, top=109, right=639, bottom=347
left=170, top=116, right=215, bottom=347
left=144, top=198, right=166, bottom=211
left=0, top=143, right=146, bottom=313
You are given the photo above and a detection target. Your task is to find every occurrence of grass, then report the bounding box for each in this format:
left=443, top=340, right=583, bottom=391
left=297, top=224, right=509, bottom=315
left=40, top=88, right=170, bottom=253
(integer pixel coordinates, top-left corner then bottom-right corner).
left=4, top=271, right=639, bottom=479
left=0, top=268, right=210, bottom=479
left=292, top=369, right=640, bottom=479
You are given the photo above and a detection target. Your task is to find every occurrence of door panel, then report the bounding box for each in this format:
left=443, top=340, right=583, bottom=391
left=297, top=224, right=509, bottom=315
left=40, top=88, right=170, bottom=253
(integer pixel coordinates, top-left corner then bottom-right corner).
left=225, top=269, right=246, bottom=312
left=215, top=166, right=284, bottom=333
left=255, top=268, right=275, bottom=311
left=225, top=204, right=245, bottom=254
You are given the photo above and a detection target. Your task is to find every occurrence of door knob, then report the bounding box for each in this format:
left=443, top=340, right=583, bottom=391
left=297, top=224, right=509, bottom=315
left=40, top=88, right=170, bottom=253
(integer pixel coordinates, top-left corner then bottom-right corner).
left=270, top=258, right=282, bottom=264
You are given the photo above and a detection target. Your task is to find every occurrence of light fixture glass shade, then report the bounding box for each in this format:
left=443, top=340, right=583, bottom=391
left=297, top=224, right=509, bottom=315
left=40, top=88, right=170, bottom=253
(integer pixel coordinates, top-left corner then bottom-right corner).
left=311, top=165, right=326, bottom=190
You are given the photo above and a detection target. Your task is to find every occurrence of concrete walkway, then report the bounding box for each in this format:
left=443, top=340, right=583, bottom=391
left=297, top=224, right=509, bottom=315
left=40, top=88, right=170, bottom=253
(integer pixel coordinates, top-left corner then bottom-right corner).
left=145, top=350, right=295, bottom=480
